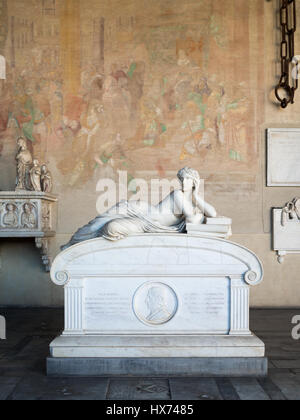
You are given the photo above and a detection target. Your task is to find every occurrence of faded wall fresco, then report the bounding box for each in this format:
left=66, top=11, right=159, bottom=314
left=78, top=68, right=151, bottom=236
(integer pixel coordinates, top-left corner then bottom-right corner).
left=3, top=0, right=300, bottom=307
left=0, top=0, right=264, bottom=190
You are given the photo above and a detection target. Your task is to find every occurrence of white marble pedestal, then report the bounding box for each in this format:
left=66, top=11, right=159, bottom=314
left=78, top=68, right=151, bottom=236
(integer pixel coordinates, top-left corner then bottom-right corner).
left=47, top=234, right=267, bottom=377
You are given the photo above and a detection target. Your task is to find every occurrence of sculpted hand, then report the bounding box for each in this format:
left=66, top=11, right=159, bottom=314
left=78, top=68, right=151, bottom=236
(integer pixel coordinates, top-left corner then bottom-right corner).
left=193, top=182, right=201, bottom=197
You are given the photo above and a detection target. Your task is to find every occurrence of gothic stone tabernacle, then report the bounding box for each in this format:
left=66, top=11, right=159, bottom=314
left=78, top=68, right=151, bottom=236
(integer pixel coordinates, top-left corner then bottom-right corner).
left=0, top=191, right=57, bottom=271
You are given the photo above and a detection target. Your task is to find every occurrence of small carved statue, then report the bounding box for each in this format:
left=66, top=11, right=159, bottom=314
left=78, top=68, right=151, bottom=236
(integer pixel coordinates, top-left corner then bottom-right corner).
left=41, top=165, right=53, bottom=193
left=3, top=203, right=18, bottom=228
left=15, top=138, right=33, bottom=191
left=30, top=159, right=42, bottom=192
left=21, top=203, right=36, bottom=229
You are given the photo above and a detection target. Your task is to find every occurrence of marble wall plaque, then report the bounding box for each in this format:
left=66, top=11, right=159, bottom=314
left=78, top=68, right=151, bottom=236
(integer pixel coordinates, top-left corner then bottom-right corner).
left=84, top=277, right=230, bottom=334
left=273, top=208, right=300, bottom=263
left=267, top=128, right=300, bottom=186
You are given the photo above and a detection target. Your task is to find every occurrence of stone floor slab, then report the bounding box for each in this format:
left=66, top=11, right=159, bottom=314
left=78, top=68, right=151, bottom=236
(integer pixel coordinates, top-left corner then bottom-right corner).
left=169, top=378, right=222, bottom=400
left=257, top=377, right=287, bottom=400
left=0, top=377, right=21, bottom=400
left=8, top=374, right=109, bottom=400
left=230, top=378, right=270, bottom=400
left=107, top=379, right=171, bottom=400
left=269, top=372, right=300, bottom=400
left=215, top=378, right=240, bottom=400
left=0, top=308, right=299, bottom=400
left=272, top=360, right=300, bottom=369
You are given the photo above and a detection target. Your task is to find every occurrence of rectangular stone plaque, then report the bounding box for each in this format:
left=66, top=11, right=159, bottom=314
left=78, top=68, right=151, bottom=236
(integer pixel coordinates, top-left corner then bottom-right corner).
left=273, top=208, right=300, bottom=250
left=84, top=277, right=230, bottom=335
left=267, top=128, right=300, bottom=186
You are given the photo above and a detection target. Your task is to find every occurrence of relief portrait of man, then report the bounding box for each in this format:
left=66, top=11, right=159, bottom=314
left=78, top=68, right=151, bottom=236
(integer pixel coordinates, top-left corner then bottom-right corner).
left=145, top=287, right=172, bottom=324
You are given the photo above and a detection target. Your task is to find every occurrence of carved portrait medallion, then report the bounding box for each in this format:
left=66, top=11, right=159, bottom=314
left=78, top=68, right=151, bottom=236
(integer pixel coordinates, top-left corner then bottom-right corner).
left=133, top=282, right=178, bottom=326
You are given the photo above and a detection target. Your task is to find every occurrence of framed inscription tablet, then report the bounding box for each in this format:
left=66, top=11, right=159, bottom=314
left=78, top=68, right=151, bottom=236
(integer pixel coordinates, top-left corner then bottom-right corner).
left=267, top=128, right=300, bottom=186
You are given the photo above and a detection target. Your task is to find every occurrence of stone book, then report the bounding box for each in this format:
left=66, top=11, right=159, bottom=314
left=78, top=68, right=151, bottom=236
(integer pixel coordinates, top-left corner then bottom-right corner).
left=186, top=224, right=230, bottom=233
left=205, top=217, right=232, bottom=225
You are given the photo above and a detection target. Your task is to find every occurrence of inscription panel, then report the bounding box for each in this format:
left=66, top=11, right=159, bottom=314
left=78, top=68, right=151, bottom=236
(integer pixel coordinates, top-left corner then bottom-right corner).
left=268, top=129, right=300, bottom=186
left=85, top=293, right=130, bottom=317
left=84, top=277, right=230, bottom=334
left=184, top=291, right=227, bottom=316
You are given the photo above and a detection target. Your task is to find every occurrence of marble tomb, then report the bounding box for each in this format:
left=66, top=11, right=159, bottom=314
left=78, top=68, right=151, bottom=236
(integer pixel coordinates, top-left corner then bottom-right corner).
left=47, top=234, right=267, bottom=377
left=47, top=167, right=266, bottom=377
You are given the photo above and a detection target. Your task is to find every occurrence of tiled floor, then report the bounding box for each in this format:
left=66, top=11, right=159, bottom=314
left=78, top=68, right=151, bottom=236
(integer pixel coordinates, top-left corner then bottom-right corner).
left=0, top=308, right=300, bottom=400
